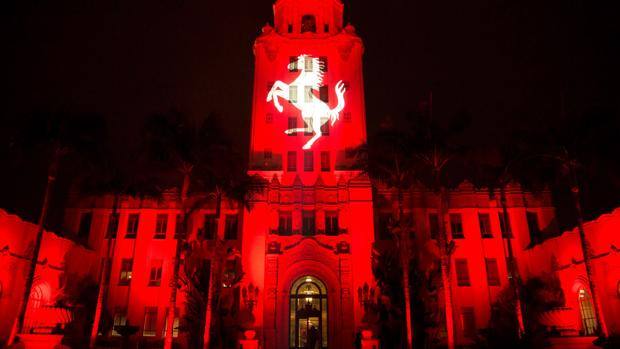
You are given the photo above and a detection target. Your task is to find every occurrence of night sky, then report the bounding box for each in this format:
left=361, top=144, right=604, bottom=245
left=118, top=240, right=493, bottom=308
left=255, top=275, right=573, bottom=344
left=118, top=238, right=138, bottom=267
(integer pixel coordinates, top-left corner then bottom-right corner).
left=1, top=0, right=618, bottom=224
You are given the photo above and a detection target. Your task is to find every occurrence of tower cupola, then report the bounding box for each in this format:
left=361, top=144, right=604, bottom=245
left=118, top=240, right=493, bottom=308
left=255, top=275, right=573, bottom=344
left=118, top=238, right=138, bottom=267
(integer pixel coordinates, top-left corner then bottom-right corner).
left=273, top=0, right=344, bottom=36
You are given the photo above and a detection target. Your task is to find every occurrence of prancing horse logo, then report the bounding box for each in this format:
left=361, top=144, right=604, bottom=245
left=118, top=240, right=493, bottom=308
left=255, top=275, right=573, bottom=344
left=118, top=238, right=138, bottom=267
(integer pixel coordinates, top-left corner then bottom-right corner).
left=266, top=54, right=346, bottom=150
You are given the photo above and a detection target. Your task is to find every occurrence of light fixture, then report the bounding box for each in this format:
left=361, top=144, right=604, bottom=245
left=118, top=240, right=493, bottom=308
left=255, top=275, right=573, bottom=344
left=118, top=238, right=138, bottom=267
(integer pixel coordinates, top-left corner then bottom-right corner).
left=305, top=277, right=312, bottom=283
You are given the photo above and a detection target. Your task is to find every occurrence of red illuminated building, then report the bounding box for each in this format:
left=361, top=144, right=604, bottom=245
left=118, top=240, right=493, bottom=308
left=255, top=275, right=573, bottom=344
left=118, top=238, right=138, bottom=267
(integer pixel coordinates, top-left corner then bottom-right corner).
left=1, top=1, right=620, bottom=349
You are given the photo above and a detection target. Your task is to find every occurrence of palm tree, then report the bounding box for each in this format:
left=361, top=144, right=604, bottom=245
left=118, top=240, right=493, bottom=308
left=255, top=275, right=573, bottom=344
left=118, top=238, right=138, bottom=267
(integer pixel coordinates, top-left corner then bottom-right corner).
left=357, top=125, right=417, bottom=349
left=408, top=110, right=470, bottom=349
left=143, top=110, right=265, bottom=349
left=8, top=111, right=105, bottom=345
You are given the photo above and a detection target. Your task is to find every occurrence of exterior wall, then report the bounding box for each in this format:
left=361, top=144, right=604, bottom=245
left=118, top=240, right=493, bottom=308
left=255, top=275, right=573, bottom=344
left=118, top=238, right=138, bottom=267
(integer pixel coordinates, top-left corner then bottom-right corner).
left=63, top=193, right=241, bottom=346
left=0, top=209, right=95, bottom=344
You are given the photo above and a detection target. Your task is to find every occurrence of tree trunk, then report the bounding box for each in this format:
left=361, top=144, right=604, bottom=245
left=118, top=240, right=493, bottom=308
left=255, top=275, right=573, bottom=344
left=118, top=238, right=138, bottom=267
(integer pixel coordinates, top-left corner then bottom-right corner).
left=203, top=191, right=223, bottom=348
left=165, top=171, right=191, bottom=349
left=571, top=186, right=608, bottom=338
left=437, top=188, right=455, bottom=349
left=90, top=195, right=120, bottom=348
left=8, top=153, right=59, bottom=345
left=397, top=188, right=414, bottom=349
left=499, top=187, right=525, bottom=338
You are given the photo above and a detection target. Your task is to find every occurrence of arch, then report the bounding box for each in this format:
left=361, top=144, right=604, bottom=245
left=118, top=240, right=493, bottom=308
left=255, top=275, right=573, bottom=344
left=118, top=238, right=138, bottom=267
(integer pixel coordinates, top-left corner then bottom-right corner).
left=290, top=275, right=327, bottom=349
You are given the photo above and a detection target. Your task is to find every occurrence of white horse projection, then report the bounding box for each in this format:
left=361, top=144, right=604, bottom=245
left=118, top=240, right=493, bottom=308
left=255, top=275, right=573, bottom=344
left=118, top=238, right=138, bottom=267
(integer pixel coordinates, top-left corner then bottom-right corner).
left=266, top=54, right=346, bottom=150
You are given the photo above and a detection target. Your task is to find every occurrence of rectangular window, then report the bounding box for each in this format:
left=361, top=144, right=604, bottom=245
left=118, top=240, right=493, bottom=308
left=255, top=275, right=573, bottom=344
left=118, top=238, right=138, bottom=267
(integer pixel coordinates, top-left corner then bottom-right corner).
left=461, top=307, right=476, bottom=338
left=287, top=151, right=297, bottom=172
left=319, top=56, right=328, bottom=71
left=304, top=86, right=313, bottom=103
left=499, top=212, right=513, bottom=238
left=279, top=211, right=293, bottom=235
left=126, top=213, right=139, bottom=238
left=455, top=258, right=471, bottom=286
left=201, top=214, right=217, bottom=239
left=287, top=23, right=293, bottom=33
left=320, top=118, right=330, bottom=135
left=289, top=56, right=298, bottom=72
left=323, top=24, right=329, bottom=33
left=224, top=214, right=238, bottom=240
left=304, top=57, right=313, bottom=72
left=485, top=258, right=500, bottom=286
left=320, top=151, right=330, bottom=172
left=304, top=118, right=313, bottom=135
left=302, top=211, right=315, bottom=236
left=304, top=151, right=314, bottom=172
left=378, top=213, right=392, bottom=240
left=143, top=307, right=158, bottom=337
left=325, top=211, right=338, bottom=235
left=106, top=213, right=119, bottom=239
left=154, top=214, right=168, bottom=239
left=319, top=85, right=329, bottom=103
left=163, top=308, right=180, bottom=338
left=428, top=213, right=439, bottom=239
left=526, top=211, right=541, bottom=244
left=148, top=259, right=163, bottom=286
left=450, top=213, right=464, bottom=239
left=111, top=310, right=127, bottom=336
left=119, top=258, right=133, bottom=286
left=78, top=212, right=92, bottom=239
left=478, top=213, right=492, bottom=238
left=289, top=85, right=298, bottom=103
left=288, top=117, right=297, bottom=136
left=174, top=214, right=185, bottom=239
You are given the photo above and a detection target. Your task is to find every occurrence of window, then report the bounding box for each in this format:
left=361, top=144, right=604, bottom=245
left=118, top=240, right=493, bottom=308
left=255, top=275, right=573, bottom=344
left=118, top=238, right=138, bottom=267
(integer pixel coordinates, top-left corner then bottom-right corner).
left=201, top=214, right=217, bottom=239
left=478, top=213, right=492, bottom=238
left=174, top=214, right=185, bottom=238
left=304, top=86, right=313, bottom=102
left=320, top=151, right=330, bottom=172
left=304, top=151, right=314, bottom=172
left=325, top=211, right=338, bottom=235
left=450, top=213, right=464, bottom=239
left=319, top=85, right=329, bottom=103
left=288, top=117, right=298, bottom=136
left=455, top=259, right=470, bottom=286
left=224, top=215, right=238, bottom=240
left=287, top=23, right=293, bottom=33
left=106, top=213, right=119, bottom=238
left=461, top=307, right=476, bottom=339
left=378, top=213, right=392, bottom=240
left=302, top=211, right=315, bottom=236
left=320, top=118, right=330, bottom=135
left=126, top=214, right=139, bottom=238
left=304, top=56, right=313, bottom=72
left=319, top=56, right=328, bottom=72
left=154, top=214, right=168, bottom=239
left=279, top=211, right=293, bottom=235
left=163, top=308, right=179, bottom=338
left=499, top=212, right=513, bottom=238
left=289, top=85, right=298, bottom=103
left=301, top=14, right=317, bottom=33
left=428, top=213, right=439, bottom=239
left=526, top=211, right=541, bottom=243
left=485, top=258, right=500, bottom=286
left=119, top=258, right=133, bottom=286
left=289, top=56, right=298, bottom=72
left=78, top=212, right=92, bottom=239
left=149, top=259, right=163, bottom=286
left=287, top=151, right=297, bottom=172
left=324, top=23, right=329, bottom=33
left=304, top=118, right=313, bottom=135
left=143, top=307, right=158, bottom=337
left=264, top=149, right=272, bottom=160
left=111, top=309, right=127, bottom=336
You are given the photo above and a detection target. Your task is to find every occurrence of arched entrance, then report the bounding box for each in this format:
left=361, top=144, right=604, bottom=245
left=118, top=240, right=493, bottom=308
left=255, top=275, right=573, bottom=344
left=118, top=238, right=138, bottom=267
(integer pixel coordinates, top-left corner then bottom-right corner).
left=578, top=288, right=597, bottom=335
left=290, top=276, right=327, bottom=349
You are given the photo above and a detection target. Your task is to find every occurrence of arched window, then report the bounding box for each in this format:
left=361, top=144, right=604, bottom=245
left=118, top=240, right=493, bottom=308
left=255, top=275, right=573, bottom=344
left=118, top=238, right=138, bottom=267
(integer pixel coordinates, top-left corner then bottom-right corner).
left=29, top=282, right=51, bottom=309
left=301, top=15, right=317, bottom=33
left=290, top=276, right=327, bottom=348
left=578, top=288, right=597, bottom=335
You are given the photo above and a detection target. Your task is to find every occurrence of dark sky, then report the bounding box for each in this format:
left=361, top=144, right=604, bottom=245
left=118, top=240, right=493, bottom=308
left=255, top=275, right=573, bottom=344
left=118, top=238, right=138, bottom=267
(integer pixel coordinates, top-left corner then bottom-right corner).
left=1, top=0, right=618, bottom=225
left=3, top=0, right=618, bottom=152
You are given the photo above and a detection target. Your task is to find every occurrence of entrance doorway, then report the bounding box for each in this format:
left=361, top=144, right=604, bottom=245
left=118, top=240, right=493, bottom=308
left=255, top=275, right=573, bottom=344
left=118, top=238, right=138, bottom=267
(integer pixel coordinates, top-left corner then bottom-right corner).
left=290, top=276, right=327, bottom=349
left=578, top=288, right=598, bottom=335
